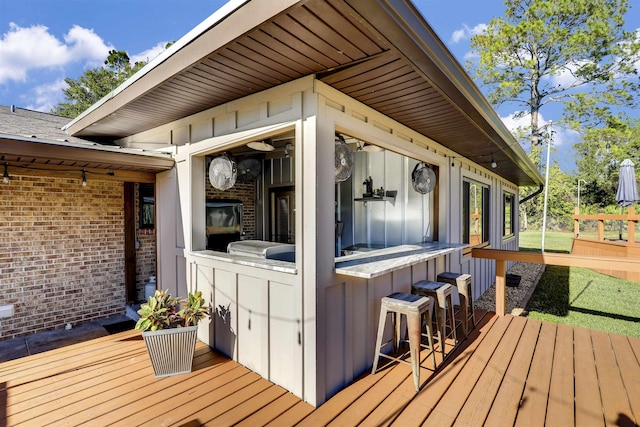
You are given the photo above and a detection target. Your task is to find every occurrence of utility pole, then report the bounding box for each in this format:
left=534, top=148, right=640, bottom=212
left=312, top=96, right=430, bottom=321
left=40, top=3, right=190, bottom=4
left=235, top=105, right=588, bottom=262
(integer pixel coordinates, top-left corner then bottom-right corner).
left=577, top=179, right=587, bottom=237
left=541, top=121, right=552, bottom=253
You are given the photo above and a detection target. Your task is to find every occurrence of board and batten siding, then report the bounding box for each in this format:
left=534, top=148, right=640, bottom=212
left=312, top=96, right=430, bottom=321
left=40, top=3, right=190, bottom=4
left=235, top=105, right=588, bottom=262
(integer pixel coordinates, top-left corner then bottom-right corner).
left=190, top=254, right=303, bottom=398
left=316, top=81, right=521, bottom=399
left=130, top=75, right=525, bottom=406
left=452, top=163, right=521, bottom=307
left=132, top=78, right=316, bottom=402
left=326, top=255, right=450, bottom=396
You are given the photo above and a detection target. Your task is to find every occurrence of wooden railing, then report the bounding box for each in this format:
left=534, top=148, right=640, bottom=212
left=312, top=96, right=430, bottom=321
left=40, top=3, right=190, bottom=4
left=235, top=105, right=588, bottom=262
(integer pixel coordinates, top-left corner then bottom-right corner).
left=471, top=248, right=640, bottom=316
left=573, top=205, right=639, bottom=243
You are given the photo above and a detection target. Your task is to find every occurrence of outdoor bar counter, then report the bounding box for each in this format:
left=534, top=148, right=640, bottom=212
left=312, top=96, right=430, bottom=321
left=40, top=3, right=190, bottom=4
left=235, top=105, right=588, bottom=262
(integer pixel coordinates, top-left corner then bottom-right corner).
left=334, top=242, right=467, bottom=279
left=193, top=241, right=466, bottom=277
left=192, top=249, right=297, bottom=274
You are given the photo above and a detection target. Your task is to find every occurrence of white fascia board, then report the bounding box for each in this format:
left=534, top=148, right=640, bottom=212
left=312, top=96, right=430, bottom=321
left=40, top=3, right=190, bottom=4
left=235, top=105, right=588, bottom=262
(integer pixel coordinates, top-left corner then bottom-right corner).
left=62, top=0, right=250, bottom=132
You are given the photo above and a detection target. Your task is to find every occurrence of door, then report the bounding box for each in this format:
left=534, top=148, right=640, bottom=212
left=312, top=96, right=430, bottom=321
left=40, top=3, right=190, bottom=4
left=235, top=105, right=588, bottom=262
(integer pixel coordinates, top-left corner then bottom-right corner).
left=270, top=186, right=295, bottom=243
left=124, top=182, right=136, bottom=304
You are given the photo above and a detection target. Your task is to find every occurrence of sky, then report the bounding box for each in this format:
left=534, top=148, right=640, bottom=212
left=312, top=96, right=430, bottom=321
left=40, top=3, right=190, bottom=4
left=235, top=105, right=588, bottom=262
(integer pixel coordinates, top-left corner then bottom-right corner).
left=1, top=0, right=639, bottom=172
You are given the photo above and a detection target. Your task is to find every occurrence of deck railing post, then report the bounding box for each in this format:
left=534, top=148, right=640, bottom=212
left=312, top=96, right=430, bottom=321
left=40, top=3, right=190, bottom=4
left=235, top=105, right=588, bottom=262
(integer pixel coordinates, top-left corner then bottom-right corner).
left=495, top=259, right=507, bottom=316
left=598, top=218, right=605, bottom=241
left=628, top=206, right=636, bottom=245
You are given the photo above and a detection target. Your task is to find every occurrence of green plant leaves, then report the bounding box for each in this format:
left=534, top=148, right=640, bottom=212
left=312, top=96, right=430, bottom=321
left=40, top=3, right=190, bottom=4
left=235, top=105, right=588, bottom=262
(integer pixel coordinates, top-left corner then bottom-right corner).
left=135, top=289, right=210, bottom=331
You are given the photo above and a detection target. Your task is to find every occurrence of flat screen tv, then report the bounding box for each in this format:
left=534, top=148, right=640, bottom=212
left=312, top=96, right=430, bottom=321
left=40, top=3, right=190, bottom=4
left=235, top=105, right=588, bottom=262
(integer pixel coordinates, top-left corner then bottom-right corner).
left=206, top=199, right=243, bottom=251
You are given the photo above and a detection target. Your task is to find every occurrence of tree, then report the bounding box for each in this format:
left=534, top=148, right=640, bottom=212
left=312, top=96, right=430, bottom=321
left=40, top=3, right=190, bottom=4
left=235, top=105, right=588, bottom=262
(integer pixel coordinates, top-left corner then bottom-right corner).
left=574, top=119, right=640, bottom=208
left=519, top=154, right=575, bottom=231
left=470, top=0, right=640, bottom=166
left=52, top=50, right=147, bottom=118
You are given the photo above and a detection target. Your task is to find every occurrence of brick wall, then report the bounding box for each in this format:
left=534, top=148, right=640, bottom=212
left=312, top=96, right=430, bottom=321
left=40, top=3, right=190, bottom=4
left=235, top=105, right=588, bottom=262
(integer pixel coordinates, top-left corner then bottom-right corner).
left=0, top=175, right=126, bottom=341
left=205, top=176, right=257, bottom=240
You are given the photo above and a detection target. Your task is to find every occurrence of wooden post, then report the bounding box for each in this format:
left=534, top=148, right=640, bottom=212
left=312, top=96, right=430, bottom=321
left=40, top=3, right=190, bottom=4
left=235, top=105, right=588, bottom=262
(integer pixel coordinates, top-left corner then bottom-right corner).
left=495, top=259, right=507, bottom=316
left=628, top=206, right=636, bottom=245
left=597, top=219, right=605, bottom=241
left=574, top=206, right=579, bottom=238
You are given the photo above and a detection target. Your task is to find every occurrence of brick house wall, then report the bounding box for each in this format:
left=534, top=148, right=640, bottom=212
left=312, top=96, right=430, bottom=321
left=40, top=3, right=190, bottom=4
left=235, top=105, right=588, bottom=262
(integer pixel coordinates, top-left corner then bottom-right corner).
left=0, top=175, right=126, bottom=341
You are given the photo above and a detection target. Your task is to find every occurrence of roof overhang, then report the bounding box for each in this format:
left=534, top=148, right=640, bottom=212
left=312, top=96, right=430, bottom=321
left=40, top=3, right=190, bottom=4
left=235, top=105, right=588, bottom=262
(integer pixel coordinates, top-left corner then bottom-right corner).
left=0, top=134, right=174, bottom=183
left=64, top=0, right=543, bottom=187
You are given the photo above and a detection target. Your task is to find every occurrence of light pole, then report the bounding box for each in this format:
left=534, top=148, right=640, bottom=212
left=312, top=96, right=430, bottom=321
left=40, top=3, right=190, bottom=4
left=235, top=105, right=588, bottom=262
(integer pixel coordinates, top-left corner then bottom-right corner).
left=577, top=179, right=587, bottom=212
left=541, top=121, right=552, bottom=253
left=577, top=179, right=587, bottom=237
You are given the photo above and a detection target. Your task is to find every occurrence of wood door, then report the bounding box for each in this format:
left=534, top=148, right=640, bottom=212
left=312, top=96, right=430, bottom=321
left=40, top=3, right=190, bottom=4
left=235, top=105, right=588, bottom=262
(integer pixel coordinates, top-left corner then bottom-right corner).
left=124, top=182, right=136, bottom=304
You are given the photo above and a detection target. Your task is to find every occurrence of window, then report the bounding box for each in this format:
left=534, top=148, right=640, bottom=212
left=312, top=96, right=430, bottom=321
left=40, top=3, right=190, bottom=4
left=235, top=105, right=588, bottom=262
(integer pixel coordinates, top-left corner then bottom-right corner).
left=462, top=179, right=489, bottom=251
left=139, top=183, right=155, bottom=229
left=503, top=192, right=515, bottom=238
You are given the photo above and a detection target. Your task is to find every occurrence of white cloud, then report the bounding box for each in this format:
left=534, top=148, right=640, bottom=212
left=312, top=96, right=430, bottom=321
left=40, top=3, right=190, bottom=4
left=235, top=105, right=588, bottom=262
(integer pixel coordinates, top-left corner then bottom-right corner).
left=25, top=78, right=68, bottom=112
left=0, top=23, right=112, bottom=84
left=65, top=25, right=112, bottom=64
left=131, top=42, right=169, bottom=64
left=464, top=50, right=479, bottom=61
left=547, top=61, right=590, bottom=87
left=500, top=112, right=530, bottom=134
left=450, top=23, right=487, bottom=44
left=451, top=28, right=466, bottom=44
left=500, top=112, right=579, bottom=148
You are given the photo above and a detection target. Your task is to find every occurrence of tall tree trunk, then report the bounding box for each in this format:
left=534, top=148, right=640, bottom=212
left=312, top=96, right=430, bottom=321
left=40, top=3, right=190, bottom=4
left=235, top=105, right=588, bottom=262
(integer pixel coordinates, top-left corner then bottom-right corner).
left=520, top=204, right=528, bottom=231
left=530, top=77, right=542, bottom=168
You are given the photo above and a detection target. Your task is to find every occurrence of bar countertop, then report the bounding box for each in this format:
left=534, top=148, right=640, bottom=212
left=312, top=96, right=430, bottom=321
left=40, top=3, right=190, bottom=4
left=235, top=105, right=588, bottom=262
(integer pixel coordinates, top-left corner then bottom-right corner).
left=191, top=250, right=297, bottom=274
left=334, top=242, right=467, bottom=279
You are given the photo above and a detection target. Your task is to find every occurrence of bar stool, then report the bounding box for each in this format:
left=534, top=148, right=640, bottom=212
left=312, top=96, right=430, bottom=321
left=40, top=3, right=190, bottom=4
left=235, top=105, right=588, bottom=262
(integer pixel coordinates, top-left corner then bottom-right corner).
left=437, top=272, right=475, bottom=337
left=411, top=281, right=457, bottom=357
left=371, top=292, right=436, bottom=392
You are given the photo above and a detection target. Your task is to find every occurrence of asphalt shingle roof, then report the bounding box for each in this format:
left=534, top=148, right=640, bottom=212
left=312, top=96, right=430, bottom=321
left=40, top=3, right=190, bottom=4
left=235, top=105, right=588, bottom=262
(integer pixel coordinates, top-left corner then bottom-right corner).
left=0, top=105, right=109, bottom=145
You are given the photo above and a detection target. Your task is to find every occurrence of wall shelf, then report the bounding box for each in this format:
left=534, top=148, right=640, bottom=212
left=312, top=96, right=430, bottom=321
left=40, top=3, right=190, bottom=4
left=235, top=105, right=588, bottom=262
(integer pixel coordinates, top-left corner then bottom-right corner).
left=354, top=196, right=395, bottom=202
left=354, top=190, right=397, bottom=203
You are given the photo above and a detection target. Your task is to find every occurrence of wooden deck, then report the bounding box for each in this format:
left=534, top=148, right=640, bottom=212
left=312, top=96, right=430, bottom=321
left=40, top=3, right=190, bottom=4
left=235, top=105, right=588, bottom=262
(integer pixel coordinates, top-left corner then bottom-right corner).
left=2, top=312, right=639, bottom=426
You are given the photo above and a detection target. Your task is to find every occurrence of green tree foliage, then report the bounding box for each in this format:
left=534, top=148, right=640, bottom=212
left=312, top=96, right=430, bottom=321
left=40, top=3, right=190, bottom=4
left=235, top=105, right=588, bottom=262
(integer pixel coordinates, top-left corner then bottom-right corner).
left=470, top=0, right=640, bottom=166
left=520, top=159, right=575, bottom=231
left=574, top=120, right=640, bottom=208
left=51, top=50, right=147, bottom=118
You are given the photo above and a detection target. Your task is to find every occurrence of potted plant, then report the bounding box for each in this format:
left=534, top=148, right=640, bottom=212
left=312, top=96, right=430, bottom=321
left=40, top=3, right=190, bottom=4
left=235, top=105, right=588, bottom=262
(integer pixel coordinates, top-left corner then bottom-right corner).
left=135, top=289, right=210, bottom=377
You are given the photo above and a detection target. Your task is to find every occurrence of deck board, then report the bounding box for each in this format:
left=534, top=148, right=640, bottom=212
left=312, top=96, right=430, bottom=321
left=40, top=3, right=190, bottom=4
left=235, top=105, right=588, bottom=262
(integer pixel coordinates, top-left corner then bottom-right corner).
left=609, top=334, right=640, bottom=424
left=422, top=314, right=512, bottom=426
left=515, top=321, right=556, bottom=427
left=572, top=327, right=604, bottom=427
left=390, top=311, right=497, bottom=426
left=547, top=323, right=575, bottom=426
left=264, top=401, right=315, bottom=426
left=484, top=318, right=540, bottom=427
left=235, top=392, right=308, bottom=426
left=455, top=315, right=527, bottom=426
left=363, top=327, right=463, bottom=426
left=2, top=313, right=639, bottom=427
left=591, top=329, right=636, bottom=426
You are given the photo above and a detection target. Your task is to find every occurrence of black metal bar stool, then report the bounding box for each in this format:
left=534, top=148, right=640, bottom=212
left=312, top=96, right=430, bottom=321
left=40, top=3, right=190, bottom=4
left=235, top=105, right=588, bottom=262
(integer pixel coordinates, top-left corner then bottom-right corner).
left=437, top=272, right=475, bottom=337
left=371, top=292, right=436, bottom=392
left=411, top=280, right=457, bottom=357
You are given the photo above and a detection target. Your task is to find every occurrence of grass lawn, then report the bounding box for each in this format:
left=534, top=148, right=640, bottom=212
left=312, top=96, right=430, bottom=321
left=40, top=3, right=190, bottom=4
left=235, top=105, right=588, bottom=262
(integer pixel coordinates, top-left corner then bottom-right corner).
left=519, top=230, right=640, bottom=338
left=518, top=230, right=574, bottom=253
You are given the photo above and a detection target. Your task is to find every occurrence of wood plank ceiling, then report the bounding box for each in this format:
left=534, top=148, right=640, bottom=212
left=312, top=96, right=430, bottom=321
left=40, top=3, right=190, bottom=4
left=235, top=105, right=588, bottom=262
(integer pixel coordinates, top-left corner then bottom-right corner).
left=67, top=0, right=541, bottom=186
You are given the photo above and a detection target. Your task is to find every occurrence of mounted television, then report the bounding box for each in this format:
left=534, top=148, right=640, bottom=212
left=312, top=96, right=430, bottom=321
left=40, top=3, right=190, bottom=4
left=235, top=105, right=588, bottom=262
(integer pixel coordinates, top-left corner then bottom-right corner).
left=206, top=199, right=243, bottom=251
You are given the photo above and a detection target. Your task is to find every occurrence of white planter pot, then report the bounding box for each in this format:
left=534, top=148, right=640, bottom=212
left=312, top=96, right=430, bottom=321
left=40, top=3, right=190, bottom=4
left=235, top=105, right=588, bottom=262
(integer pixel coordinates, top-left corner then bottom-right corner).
left=142, top=325, right=198, bottom=378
